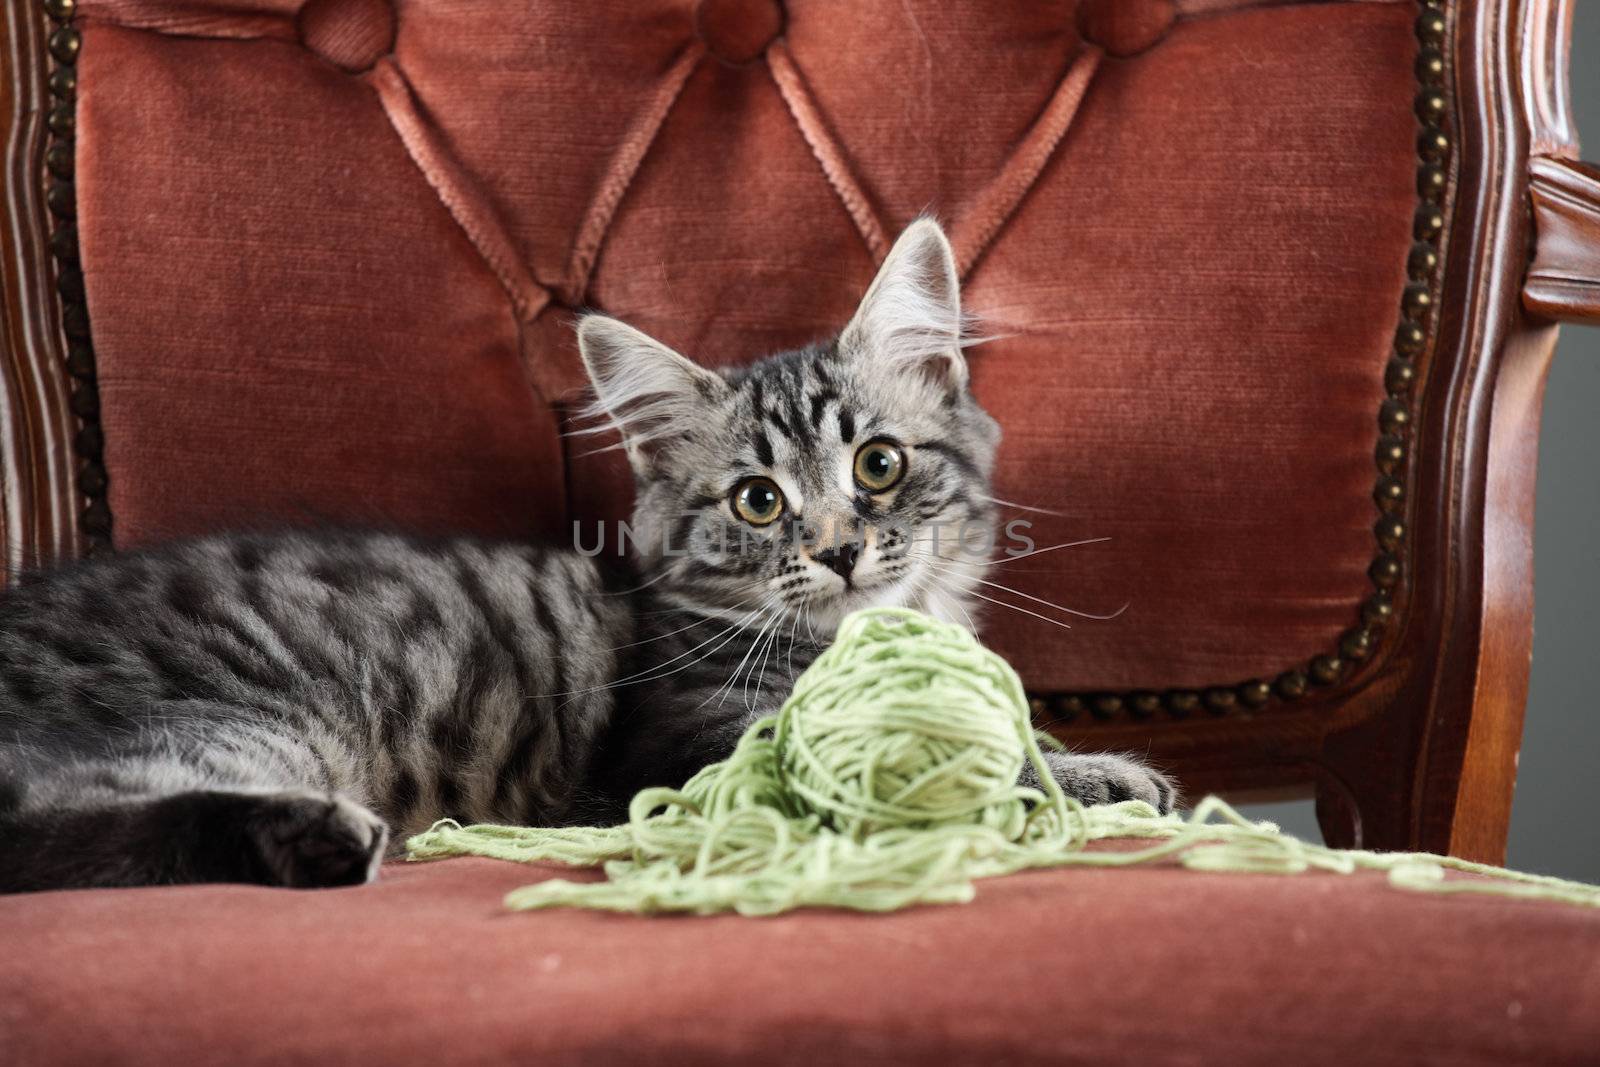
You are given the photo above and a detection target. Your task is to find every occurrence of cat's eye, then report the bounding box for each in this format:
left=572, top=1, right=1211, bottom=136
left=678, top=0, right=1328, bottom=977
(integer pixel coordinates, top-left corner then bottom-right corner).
left=853, top=440, right=906, bottom=492
left=732, top=477, right=786, bottom=526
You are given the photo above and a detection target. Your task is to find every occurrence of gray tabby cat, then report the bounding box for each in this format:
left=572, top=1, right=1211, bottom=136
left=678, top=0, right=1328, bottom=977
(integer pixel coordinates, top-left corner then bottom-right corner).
left=0, top=220, right=1173, bottom=893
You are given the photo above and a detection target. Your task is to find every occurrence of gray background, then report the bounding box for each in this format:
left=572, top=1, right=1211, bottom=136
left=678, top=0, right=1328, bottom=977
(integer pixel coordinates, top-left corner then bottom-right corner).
left=1238, top=7, right=1600, bottom=882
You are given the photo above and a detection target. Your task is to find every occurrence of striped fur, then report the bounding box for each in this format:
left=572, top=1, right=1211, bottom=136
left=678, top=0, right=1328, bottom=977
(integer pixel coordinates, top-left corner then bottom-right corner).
left=0, top=220, right=1172, bottom=893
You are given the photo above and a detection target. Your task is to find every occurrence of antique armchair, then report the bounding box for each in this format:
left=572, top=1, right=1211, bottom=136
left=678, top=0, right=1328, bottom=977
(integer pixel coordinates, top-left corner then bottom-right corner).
left=3, top=1, right=1599, bottom=1063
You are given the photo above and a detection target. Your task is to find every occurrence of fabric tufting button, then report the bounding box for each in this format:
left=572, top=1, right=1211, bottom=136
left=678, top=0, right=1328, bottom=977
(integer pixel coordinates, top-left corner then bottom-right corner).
left=1076, top=0, right=1175, bottom=58
left=695, top=0, right=783, bottom=66
left=296, top=0, right=395, bottom=74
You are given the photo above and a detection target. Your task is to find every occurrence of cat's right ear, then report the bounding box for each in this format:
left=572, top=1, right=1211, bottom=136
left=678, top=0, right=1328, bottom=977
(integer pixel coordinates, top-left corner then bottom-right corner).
left=575, top=314, right=726, bottom=476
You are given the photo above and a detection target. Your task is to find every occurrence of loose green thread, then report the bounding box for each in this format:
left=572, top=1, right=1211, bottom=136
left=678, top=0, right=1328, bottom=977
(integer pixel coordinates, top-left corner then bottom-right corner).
left=406, top=608, right=1600, bottom=916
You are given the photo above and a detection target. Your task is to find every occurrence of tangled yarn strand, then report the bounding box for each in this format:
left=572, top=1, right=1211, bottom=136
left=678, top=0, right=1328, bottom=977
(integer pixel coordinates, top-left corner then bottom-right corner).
left=406, top=609, right=1600, bottom=916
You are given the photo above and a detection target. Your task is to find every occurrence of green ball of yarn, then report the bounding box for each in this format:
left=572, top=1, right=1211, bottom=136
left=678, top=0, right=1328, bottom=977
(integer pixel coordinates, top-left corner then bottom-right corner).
left=774, top=608, right=1035, bottom=838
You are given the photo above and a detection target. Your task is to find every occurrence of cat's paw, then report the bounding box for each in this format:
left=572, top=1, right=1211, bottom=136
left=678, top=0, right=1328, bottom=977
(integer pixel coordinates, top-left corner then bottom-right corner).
left=1024, top=751, right=1178, bottom=814
left=246, top=793, right=389, bottom=889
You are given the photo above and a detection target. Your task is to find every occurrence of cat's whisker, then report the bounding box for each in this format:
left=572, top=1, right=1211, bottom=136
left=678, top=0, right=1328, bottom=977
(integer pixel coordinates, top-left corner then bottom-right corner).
left=917, top=570, right=1075, bottom=632
left=739, top=607, right=788, bottom=711
left=945, top=591, right=979, bottom=635
left=581, top=589, right=776, bottom=672
left=986, top=536, right=1113, bottom=566
left=701, top=602, right=785, bottom=712
left=678, top=601, right=790, bottom=716
left=746, top=615, right=784, bottom=712
left=544, top=601, right=769, bottom=700
left=917, top=556, right=1128, bottom=621
left=603, top=610, right=718, bottom=653
left=976, top=494, right=1066, bottom=517
left=595, top=568, right=673, bottom=597
left=785, top=610, right=803, bottom=678
left=736, top=615, right=774, bottom=712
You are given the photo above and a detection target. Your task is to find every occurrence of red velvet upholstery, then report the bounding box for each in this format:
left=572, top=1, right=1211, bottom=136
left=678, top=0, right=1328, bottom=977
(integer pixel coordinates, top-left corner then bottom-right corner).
left=76, top=0, right=1416, bottom=691
left=5, top=857, right=1599, bottom=1065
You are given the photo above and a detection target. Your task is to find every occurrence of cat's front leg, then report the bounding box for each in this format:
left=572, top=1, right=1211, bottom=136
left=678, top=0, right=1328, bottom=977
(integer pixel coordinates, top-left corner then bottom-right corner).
left=1020, top=751, right=1178, bottom=814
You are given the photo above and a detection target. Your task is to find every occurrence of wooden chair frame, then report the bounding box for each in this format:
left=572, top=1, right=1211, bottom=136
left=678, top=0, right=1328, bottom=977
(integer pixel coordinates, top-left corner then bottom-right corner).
left=2, top=0, right=1596, bottom=863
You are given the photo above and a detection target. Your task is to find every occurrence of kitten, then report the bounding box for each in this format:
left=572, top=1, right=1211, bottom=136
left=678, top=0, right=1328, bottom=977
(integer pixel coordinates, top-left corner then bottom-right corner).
left=0, top=220, right=1173, bottom=893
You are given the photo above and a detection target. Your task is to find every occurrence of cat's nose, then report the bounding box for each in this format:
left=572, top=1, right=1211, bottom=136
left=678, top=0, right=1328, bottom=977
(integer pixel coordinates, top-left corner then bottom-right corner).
left=814, top=543, right=859, bottom=583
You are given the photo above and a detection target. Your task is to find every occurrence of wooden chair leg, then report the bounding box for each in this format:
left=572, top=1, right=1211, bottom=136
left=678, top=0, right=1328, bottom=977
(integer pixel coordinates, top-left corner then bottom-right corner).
left=1314, top=712, right=1424, bottom=855
left=1314, top=690, right=1524, bottom=864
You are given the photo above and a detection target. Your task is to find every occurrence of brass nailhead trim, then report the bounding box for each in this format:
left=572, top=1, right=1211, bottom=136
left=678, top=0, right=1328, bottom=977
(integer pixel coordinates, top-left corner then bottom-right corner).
left=1417, top=128, right=1450, bottom=162
left=1030, top=0, right=1447, bottom=721
left=1414, top=8, right=1446, bottom=44
left=1414, top=49, right=1445, bottom=83
left=1309, top=654, right=1345, bottom=686
left=44, top=143, right=72, bottom=179
left=1237, top=680, right=1271, bottom=708
left=1414, top=203, right=1445, bottom=239
left=1339, top=628, right=1374, bottom=661
left=47, top=27, right=80, bottom=65
left=1164, top=691, right=1200, bottom=717
left=44, top=182, right=73, bottom=218
left=1090, top=694, right=1123, bottom=720
left=56, top=268, right=84, bottom=302
left=1375, top=434, right=1406, bottom=472
left=1379, top=398, right=1412, bottom=433
left=48, top=66, right=75, bottom=100
left=1375, top=515, right=1406, bottom=551
left=1369, top=554, right=1402, bottom=588
left=40, top=0, right=111, bottom=555
left=1374, top=476, right=1405, bottom=510
left=1395, top=319, right=1427, bottom=354
left=1274, top=671, right=1309, bottom=700
left=1406, top=242, right=1438, bottom=278
left=1362, top=592, right=1394, bottom=625
left=48, top=222, right=76, bottom=259
left=1128, top=692, right=1161, bottom=718
left=1385, top=358, right=1417, bottom=394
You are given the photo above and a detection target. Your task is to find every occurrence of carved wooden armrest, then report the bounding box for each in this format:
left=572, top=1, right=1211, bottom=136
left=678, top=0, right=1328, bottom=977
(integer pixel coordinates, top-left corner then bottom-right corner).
left=1525, top=157, right=1600, bottom=322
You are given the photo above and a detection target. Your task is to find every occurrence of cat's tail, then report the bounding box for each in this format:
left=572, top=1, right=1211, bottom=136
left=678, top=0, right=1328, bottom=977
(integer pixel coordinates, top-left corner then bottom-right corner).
left=0, top=790, right=388, bottom=894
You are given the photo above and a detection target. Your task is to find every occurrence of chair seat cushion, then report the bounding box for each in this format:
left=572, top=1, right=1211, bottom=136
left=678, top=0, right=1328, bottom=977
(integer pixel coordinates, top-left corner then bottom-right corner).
left=4, top=852, right=1597, bottom=1065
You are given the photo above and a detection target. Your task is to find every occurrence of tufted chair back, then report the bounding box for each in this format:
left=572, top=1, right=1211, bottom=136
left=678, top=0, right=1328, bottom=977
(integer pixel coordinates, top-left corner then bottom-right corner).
left=2, top=0, right=1596, bottom=859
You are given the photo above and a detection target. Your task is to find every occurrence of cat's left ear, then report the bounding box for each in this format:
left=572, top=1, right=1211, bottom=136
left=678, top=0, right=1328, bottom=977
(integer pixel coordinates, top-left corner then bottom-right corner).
left=839, top=218, right=966, bottom=391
